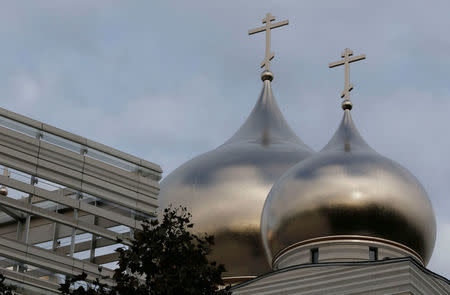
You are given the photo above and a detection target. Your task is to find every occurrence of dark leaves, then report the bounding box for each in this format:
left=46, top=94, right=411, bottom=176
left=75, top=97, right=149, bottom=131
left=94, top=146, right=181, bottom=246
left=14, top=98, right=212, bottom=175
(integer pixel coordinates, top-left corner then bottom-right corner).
left=59, top=205, right=231, bottom=295
left=0, top=274, right=16, bottom=295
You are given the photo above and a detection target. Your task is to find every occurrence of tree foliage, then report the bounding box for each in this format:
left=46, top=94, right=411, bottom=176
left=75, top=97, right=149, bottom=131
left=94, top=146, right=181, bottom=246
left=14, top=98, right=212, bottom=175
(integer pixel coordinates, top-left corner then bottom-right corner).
left=0, top=274, right=16, bottom=295
left=59, top=206, right=231, bottom=295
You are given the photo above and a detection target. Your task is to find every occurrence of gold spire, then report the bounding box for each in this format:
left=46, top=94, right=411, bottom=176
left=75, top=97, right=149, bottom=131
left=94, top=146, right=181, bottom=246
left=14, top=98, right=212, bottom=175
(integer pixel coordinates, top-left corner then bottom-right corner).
left=249, top=13, right=289, bottom=72
left=329, top=48, right=366, bottom=110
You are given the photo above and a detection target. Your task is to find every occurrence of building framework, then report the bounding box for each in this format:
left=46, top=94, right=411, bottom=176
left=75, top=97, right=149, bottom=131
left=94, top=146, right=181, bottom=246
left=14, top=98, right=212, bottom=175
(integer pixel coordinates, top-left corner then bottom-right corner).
left=0, top=107, right=162, bottom=294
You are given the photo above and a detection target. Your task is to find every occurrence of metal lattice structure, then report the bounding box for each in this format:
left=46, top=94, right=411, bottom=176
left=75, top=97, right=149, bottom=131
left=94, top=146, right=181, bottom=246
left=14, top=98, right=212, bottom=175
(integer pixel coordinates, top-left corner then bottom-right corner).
left=0, top=107, right=162, bottom=294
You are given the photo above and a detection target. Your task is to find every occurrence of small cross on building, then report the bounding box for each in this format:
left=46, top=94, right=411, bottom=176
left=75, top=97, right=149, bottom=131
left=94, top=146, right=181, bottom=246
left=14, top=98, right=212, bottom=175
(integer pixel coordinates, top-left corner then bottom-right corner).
left=329, top=48, right=366, bottom=110
left=249, top=13, right=289, bottom=71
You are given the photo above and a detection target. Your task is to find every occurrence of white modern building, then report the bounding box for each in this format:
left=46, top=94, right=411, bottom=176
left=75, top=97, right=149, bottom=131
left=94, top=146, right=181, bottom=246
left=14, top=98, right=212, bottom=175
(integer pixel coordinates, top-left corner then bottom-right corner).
left=0, top=107, right=161, bottom=294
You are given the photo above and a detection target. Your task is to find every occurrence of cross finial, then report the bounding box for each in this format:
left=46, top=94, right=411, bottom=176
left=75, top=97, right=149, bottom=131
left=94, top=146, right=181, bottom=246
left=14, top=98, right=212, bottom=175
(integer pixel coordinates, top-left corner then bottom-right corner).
left=249, top=13, right=289, bottom=74
left=329, top=48, right=366, bottom=110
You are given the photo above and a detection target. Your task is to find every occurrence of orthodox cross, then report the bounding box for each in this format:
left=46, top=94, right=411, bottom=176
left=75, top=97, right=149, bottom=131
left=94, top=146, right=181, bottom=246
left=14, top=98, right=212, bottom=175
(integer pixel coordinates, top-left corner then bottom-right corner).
left=329, top=48, right=366, bottom=106
left=249, top=13, right=289, bottom=71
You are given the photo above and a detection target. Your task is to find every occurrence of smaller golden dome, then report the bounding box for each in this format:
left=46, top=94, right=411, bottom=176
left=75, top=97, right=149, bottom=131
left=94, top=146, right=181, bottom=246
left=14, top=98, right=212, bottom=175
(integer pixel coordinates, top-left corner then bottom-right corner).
left=261, top=109, right=436, bottom=267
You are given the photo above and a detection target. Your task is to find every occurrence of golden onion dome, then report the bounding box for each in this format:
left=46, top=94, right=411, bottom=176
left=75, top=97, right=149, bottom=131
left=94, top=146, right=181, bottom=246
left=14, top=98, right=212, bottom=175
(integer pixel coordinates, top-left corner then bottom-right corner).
left=159, top=71, right=314, bottom=280
left=261, top=108, right=436, bottom=268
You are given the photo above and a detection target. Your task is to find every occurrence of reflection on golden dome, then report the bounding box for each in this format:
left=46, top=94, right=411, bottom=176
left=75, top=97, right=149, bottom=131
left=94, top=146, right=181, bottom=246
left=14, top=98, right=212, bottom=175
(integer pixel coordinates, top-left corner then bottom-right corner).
left=261, top=109, right=436, bottom=266
left=159, top=72, right=314, bottom=279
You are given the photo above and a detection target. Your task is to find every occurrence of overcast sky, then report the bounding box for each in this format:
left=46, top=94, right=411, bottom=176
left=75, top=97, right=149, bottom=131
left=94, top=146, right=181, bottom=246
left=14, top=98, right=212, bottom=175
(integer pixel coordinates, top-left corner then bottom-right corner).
left=0, top=1, right=449, bottom=279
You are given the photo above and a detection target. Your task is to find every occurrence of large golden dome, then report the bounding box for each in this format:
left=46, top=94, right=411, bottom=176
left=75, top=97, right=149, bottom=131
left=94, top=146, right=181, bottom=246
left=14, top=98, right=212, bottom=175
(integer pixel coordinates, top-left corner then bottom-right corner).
left=159, top=72, right=314, bottom=280
left=261, top=108, right=436, bottom=267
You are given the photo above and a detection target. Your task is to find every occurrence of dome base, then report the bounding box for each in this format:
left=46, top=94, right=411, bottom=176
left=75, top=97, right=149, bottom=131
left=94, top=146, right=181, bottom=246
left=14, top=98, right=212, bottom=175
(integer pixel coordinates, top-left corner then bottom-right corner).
left=273, top=235, right=424, bottom=270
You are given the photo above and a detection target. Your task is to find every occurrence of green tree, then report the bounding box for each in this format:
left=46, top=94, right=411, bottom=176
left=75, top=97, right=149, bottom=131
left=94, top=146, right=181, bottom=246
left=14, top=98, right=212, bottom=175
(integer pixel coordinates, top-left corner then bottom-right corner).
left=59, top=206, right=231, bottom=295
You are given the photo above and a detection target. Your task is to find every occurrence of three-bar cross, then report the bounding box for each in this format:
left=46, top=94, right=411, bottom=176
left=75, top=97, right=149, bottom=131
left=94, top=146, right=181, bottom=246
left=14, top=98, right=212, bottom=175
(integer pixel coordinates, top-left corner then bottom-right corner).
left=249, top=13, right=289, bottom=71
left=329, top=48, right=366, bottom=103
